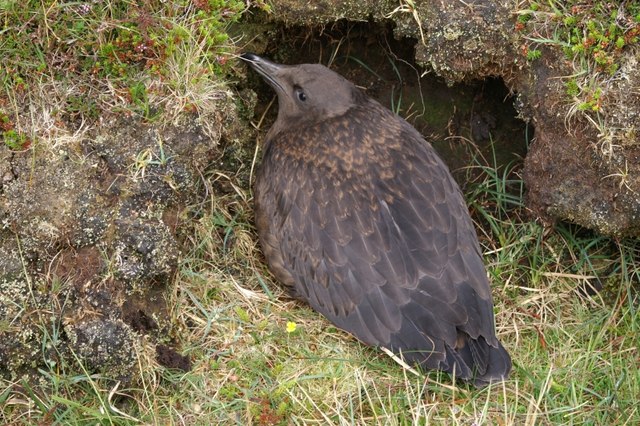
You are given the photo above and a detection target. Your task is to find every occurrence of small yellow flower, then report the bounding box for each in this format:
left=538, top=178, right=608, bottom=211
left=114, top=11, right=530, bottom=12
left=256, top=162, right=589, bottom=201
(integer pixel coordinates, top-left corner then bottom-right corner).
left=286, top=321, right=297, bottom=333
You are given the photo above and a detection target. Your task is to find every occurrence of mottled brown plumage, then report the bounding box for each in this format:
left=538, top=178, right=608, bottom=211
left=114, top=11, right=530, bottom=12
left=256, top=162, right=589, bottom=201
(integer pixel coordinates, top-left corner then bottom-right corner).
left=242, top=53, right=511, bottom=386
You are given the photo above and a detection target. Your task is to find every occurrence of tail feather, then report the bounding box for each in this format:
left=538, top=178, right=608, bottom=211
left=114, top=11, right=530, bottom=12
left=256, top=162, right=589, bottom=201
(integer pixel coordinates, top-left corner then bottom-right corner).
left=474, top=340, right=511, bottom=386
left=443, top=335, right=511, bottom=387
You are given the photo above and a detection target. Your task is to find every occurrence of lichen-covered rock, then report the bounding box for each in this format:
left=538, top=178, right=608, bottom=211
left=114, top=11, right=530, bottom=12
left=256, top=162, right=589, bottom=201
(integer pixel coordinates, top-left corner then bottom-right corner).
left=0, top=275, right=70, bottom=381
left=261, top=0, right=517, bottom=83
left=113, top=216, right=179, bottom=284
left=392, top=0, right=518, bottom=83
left=65, top=319, right=138, bottom=380
left=1, top=144, right=91, bottom=260
left=0, top=278, right=43, bottom=378
left=0, top=96, right=248, bottom=381
left=260, top=0, right=386, bottom=26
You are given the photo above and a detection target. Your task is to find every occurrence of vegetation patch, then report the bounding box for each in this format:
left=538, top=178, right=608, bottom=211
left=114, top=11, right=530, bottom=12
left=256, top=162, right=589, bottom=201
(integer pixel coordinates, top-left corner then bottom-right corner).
left=517, top=0, right=640, bottom=154
left=0, top=0, right=264, bottom=127
left=518, top=1, right=640, bottom=76
left=0, top=109, right=31, bottom=150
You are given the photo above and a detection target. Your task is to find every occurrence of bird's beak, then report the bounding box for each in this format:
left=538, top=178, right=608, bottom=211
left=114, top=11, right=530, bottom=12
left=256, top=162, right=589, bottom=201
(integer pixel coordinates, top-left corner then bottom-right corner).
left=241, top=53, right=287, bottom=94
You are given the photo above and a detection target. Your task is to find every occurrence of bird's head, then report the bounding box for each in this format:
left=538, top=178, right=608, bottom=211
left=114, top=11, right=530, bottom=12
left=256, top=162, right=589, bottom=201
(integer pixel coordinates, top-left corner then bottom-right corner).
left=241, top=53, right=360, bottom=133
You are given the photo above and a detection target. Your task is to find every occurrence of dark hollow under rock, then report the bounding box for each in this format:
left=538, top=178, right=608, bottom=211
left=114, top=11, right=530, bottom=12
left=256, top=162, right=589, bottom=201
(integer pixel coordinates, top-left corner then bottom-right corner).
left=156, top=344, right=192, bottom=372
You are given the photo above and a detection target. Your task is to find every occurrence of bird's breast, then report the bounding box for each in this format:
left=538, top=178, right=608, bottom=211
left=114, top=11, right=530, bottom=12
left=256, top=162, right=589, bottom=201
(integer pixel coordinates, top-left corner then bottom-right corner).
left=265, top=113, right=402, bottom=184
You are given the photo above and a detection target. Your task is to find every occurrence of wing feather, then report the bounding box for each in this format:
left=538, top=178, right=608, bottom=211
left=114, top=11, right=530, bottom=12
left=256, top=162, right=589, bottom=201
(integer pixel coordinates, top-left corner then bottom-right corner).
left=255, top=102, right=510, bottom=384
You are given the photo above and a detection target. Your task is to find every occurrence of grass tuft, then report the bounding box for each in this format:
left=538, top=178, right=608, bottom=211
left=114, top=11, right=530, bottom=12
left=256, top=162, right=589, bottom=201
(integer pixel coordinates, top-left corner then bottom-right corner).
left=517, top=0, right=640, bottom=158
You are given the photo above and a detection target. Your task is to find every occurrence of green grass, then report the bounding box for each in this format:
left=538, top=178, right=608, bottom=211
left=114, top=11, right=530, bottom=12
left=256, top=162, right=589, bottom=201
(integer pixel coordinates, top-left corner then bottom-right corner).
left=1, top=1, right=639, bottom=425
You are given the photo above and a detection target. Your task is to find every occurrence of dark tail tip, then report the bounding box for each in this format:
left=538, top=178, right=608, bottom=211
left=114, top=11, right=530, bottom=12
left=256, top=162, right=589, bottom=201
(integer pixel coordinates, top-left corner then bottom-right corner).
left=472, top=342, right=512, bottom=387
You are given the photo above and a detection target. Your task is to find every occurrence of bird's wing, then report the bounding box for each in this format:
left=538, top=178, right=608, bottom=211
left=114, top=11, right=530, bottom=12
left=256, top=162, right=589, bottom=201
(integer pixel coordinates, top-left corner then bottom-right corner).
left=256, top=113, right=504, bottom=378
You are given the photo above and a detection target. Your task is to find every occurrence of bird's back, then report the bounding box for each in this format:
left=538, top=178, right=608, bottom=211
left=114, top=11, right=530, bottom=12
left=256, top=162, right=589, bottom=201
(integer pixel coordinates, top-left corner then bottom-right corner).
left=255, top=97, right=511, bottom=386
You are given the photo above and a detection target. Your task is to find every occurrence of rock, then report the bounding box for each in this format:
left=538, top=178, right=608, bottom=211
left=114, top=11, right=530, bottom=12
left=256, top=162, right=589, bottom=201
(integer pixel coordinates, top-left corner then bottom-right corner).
left=0, top=111, right=242, bottom=381
left=65, top=319, right=138, bottom=381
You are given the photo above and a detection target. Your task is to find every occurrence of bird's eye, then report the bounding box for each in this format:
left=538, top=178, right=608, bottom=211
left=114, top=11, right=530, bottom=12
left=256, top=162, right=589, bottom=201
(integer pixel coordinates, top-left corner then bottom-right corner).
left=295, top=87, right=307, bottom=102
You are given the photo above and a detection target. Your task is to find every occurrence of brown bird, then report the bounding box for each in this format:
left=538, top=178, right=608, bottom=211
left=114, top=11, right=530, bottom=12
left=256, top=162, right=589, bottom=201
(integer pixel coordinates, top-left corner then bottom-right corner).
left=242, top=53, right=511, bottom=386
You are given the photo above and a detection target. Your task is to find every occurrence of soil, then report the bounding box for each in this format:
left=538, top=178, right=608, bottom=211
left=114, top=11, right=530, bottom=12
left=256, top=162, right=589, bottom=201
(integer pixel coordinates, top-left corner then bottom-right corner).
left=517, top=46, right=640, bottom=236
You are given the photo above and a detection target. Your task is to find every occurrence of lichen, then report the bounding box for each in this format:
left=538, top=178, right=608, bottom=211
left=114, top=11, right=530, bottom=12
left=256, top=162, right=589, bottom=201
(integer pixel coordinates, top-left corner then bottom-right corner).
left=65, top=319, right=138, bottom=381
left=0, top=100, right=249, bottom=382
